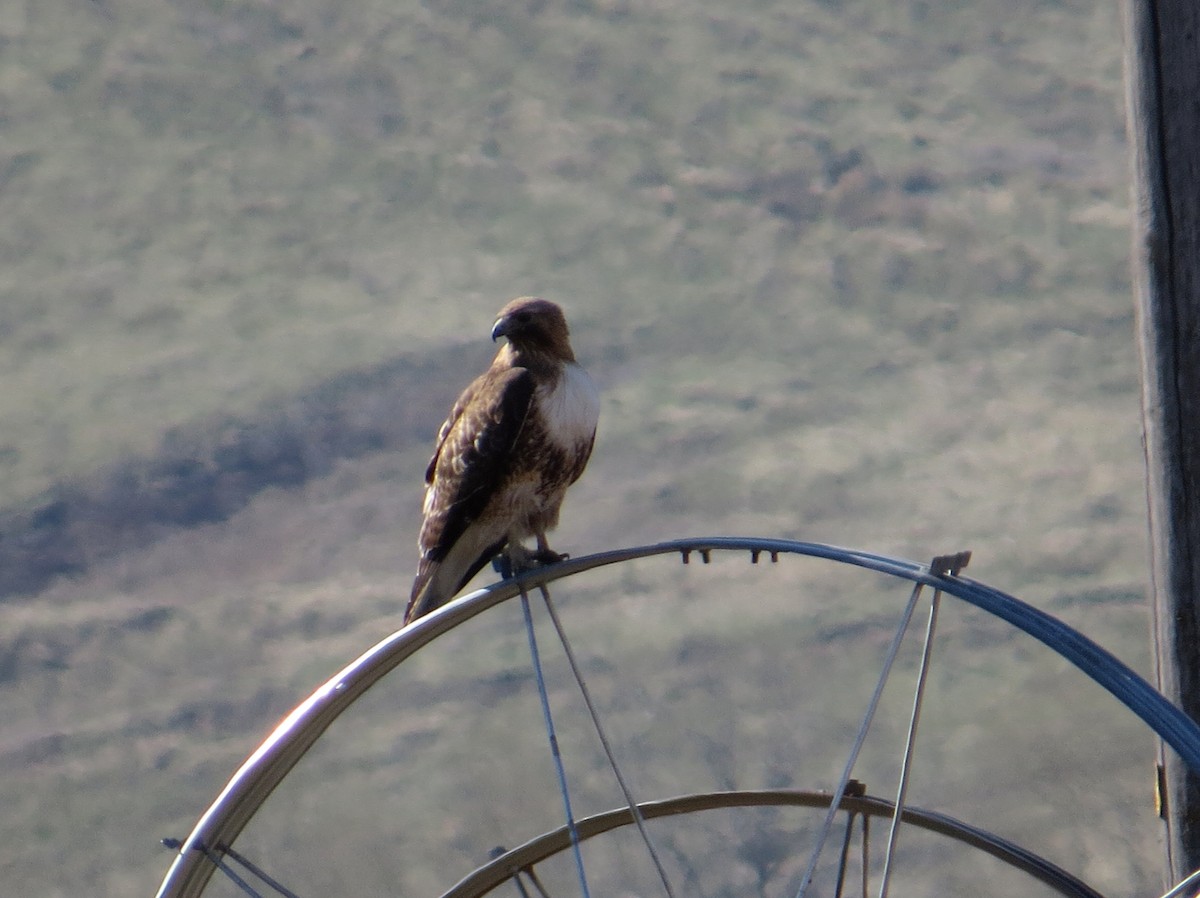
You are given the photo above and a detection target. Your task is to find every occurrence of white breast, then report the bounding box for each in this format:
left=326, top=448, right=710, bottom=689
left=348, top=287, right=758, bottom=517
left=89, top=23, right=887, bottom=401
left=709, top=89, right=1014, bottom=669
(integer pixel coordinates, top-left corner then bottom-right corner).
left=539, top=362, right=600, bottom=450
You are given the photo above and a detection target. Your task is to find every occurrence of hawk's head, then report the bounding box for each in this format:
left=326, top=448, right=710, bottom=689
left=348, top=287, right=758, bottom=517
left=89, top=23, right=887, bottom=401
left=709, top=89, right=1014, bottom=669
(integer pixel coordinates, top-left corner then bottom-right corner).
left=491, top=297, right=575, bottom=361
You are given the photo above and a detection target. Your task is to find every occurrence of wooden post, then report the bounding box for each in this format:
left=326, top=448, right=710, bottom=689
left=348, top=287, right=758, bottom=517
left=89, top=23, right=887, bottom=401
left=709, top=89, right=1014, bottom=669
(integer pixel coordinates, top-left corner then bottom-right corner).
left=1124, top=0, right=1200, bottom=885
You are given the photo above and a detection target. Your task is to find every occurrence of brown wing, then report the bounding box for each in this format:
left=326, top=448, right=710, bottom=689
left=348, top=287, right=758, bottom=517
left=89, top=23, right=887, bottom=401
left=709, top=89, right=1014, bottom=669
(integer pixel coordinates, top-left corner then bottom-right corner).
left=409, top=366, right=536, bottom=609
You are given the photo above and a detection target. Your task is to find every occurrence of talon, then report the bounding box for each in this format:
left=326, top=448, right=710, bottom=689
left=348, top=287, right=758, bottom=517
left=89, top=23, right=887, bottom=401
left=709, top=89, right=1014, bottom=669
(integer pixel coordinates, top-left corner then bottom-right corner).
left=504, top=544, right=537, bottom=576
left=496, top=540, right=568, bottom=580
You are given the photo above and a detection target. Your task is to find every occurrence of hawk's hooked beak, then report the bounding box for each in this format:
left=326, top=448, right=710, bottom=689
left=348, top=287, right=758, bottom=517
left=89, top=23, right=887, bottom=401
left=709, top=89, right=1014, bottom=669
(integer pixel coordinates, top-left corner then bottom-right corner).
left=491, top=317, right=509, bottom=342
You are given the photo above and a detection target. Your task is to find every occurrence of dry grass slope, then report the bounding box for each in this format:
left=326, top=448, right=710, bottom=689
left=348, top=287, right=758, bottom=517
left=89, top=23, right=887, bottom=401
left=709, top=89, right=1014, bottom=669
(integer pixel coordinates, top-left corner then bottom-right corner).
left=0, top=0, right=1159, bottom=894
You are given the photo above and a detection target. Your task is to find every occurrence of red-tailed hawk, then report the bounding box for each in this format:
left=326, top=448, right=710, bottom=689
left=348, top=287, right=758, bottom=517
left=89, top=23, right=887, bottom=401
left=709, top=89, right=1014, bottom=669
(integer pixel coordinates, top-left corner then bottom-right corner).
left=405, top=297, right=599, bottom=624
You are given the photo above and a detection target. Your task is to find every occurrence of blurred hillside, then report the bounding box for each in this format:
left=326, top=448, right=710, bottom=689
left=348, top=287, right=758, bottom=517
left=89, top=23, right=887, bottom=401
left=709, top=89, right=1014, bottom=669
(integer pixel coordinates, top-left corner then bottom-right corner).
left=0, top=0, right=1159, bottom=894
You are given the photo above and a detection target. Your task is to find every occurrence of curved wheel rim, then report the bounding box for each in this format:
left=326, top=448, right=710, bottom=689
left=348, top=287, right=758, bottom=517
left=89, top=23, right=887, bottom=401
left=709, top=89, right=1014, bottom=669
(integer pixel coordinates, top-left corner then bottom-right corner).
left=442, top=788, right=1107, bottom=898
left=156, top=537, right=1200, bottom=898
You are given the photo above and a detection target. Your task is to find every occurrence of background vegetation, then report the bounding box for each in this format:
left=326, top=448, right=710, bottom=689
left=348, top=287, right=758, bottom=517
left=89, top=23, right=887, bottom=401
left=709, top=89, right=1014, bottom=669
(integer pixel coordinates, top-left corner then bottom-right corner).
left=0, top=0, right=1158, bottom=894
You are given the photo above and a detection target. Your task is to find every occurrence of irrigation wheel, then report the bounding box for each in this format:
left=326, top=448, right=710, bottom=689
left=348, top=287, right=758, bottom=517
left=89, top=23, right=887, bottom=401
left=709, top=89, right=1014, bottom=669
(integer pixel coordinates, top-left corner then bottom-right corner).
left=155, top=538, right=1200, bottom=898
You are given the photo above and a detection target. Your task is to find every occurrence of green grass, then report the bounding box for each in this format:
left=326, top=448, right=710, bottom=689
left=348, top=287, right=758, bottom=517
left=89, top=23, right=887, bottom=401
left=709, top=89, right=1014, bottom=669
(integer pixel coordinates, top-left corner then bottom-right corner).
left=0, top=0, right=1164, bottom=894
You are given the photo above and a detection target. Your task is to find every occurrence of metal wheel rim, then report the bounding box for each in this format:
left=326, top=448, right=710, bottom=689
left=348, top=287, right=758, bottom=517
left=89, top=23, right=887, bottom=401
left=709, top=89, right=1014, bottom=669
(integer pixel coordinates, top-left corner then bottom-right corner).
left=156, top=537, right=1200, bottom=898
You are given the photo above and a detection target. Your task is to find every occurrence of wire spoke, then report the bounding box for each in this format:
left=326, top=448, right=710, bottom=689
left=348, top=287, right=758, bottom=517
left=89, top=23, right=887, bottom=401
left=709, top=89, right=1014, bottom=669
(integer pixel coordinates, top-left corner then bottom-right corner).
left=877, top=587, right=943, bottom=897
left=861, top=815, right=871, bottom=898
left=519, top=586, right=592, bottom=898
left=876, top=553, right=968, bottom=896
left=833, top=811, right=857, bottom=898
left=536, top=582, right=679, bottom=898
left=506, top=864, right=532, bottom=898
left=195, top=843, right=267, bottom=898
left=219, top=845, right=304, bottom=898
left=793, top=579, right=926, bottom=898
left=523, top=866, right=554, bottom=898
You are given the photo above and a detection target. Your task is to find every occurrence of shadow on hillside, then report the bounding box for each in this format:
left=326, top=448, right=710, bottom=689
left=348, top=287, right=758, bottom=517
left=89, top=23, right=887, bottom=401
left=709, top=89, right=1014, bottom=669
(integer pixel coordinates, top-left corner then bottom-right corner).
left=0, top=345, right=486, bottom=600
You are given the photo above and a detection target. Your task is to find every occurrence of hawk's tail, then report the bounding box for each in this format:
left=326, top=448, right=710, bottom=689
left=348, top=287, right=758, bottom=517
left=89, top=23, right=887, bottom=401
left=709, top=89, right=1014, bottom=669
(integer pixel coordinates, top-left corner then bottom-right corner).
left=405, top=539, right=506, bottom=624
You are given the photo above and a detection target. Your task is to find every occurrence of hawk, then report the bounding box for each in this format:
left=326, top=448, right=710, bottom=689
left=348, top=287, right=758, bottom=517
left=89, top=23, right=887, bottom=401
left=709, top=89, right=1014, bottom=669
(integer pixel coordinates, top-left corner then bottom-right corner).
left=405, top=297, right=599, bottom=623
